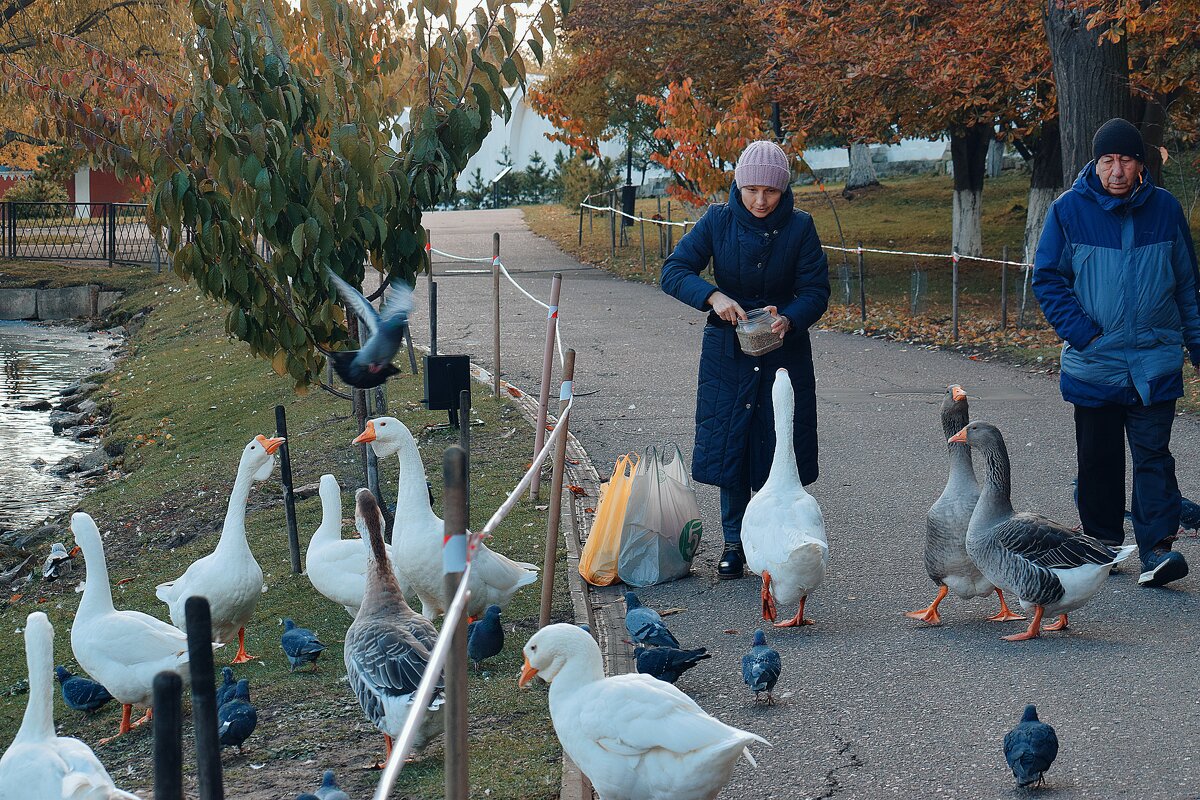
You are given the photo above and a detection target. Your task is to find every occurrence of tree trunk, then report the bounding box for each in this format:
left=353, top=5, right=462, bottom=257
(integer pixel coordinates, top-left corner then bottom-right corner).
left=1046, top=0, right=1131, bottom=185
left=985, top=137, right=1005, bottom=178
left=1132, top=95, right=1167, bottom=184
left=845, top=141, right=880, bottom=191
left=1024, top=118, right=1063, bottom=264
left=950, top=125, right=990, bottom=257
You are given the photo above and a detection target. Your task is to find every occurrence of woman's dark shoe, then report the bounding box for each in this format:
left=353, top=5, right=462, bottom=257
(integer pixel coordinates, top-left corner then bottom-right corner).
left=718, top=543, right=745, bottom=580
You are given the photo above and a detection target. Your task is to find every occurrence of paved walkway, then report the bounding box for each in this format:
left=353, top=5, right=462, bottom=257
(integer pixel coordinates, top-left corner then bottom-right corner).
left=414, top=209, right=1200, bottom=799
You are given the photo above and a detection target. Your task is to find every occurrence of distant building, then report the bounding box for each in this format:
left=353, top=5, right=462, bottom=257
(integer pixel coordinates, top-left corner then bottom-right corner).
left=0, top=165, right=139, bottom=211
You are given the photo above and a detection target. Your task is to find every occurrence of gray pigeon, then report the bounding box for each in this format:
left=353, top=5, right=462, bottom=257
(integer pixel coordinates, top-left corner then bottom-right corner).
left=281, top=618, right=326, bottom=672
left=623, top=591, right=680, bottom=648
left=632, top=645, right=710, bottom=684
left=1004, top=704, right=1059, bottom=788
left=325, top=269, right=412, bottom=389
left=314, top=768, right=350, bottom=800
left=215, top=666, right=237, bottom=707
left=741, top=630, right=781, bottom=704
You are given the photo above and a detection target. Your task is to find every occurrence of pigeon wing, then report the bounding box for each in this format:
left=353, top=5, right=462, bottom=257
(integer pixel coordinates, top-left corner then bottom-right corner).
left=326, top=268, right=381, bottom=337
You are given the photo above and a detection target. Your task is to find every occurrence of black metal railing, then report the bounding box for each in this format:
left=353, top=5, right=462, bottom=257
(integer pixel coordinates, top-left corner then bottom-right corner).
left=0, top=201, right=162, bottom=267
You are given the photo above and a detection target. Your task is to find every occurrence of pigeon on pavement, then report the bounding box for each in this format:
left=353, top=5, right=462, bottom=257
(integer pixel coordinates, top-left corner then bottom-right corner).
left=217, top=679, right=257, bottom=752
left=632, top=645, right=710, bottom=684
left=324, top=269, right=412, bottom=389
left=281, top=618, right=326, bottom=672
left=741, top=630, right=781, bottom=704
left=467, top=604, right=504, bottom=671
left=54, top=666, right=114, bottom=713
left=1004, top=704, right=1058, bottom=788
left=623, top=592, right=680, bottom=648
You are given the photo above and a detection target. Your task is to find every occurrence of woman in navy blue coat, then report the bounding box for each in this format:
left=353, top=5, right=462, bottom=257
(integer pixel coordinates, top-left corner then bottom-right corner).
left=661, top=140, right=830, bottom=579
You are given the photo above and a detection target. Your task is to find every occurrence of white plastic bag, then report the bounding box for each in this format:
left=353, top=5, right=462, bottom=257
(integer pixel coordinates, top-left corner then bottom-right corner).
left=617, top=445, right=703, bottom=587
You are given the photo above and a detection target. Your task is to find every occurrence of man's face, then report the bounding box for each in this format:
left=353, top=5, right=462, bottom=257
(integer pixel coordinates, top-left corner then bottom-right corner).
left=1095, top=154, right=1142, bottom=197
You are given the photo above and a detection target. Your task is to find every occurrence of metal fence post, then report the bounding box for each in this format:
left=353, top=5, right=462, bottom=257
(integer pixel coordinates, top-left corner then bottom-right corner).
left=442, top=447, right=469, bottom=800
left=539, top=349, right=576, bottom=630
left=8, top=201, right=16, bottom=259
left=1000, top=244, right=1009, bottom=331
left=107, top=204, right=116, bottom=266
left=531, top=273, right=562, bottom=500
left=184, top=597, right=224, bottom=800
left=951, top=247, right=960, bottom=342
left=152, top=671, right=183, bottom=800
left=275, top=404, right=301, bottom=574
left=577, top=204, right=584, bottom=246
left=493, top=232, right=501, bottom=398
left=459, top=388, right=471, bottom=527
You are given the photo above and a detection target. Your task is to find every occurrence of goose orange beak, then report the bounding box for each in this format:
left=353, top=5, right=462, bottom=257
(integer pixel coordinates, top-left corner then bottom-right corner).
left=256, top=435, right=286, bottom=454
left=353, top=421, right=377, bottom=445
left=518, top=656, right=538, bottom=688
left=948, top=426, right=968, bottom=444
left=950, top=385, right=967, bottom=402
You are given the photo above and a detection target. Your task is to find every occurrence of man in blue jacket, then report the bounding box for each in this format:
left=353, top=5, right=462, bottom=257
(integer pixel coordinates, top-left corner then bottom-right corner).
left=1033, top=118, right=1200, bottom=588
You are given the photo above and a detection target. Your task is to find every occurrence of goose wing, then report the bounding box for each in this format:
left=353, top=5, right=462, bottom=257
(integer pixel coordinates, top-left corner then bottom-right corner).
left=995, top=514, right=1118, bottom=569
left=345, top=619, right=443, bottom=726
left=326, top=269, right=381, bottom=336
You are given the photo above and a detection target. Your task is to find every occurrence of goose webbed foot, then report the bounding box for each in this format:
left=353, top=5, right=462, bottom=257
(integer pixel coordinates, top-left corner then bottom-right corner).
left=1041, top=613, right=1068, bottom=632
left=905, top=584, right=947, bottom=625
left=985, top=588, right=1026, bottom=622
left=760, top=571, right=777, bottom=622
left=773, top=596, right=813, bottom=628
left=1002, top=605, right=1044, bottom=641
left=231, top=627, right=258, bottom=664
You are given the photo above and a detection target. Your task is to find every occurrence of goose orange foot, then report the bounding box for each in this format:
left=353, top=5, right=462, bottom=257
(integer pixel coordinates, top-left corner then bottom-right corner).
left=1002, top=605, right=1044, bottom=641
left=774, top=596, right=813, bottom=628
left=231, top=627, right=257, bottom=664
left=985, top=588, right=1026, bottom=622
left=100, top=705, right=152, bottom=744
left=761, top=570, right=777, bottom=622
left=1041, top=613, right=1068, bottom=632
left=905, top=584, right=947, bottom=625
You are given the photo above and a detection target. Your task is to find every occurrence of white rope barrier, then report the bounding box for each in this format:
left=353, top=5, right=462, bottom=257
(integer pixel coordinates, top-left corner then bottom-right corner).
left=430, top=246, right=494, bottom=263
left=373, top=397, right=574, bottom=800
left=492, top=257, right=565, bottom=368
left=822, top=243, right=1032, bottom=268
left=579, top=201, right=690, bottom=228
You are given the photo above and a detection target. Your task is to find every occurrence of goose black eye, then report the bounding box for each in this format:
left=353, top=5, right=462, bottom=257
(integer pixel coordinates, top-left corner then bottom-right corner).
left=530, top=645, right=537, bottom=652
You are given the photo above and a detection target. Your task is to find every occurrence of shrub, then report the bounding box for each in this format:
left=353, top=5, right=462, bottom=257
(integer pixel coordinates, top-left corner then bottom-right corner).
left=5, top=175, right=69, bottom=204
left=556, top=152, right=618, bottom=209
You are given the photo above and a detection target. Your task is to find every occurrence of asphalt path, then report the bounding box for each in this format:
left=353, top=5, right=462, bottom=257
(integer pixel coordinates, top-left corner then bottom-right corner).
left=412, top=208, right=1200, bottom=799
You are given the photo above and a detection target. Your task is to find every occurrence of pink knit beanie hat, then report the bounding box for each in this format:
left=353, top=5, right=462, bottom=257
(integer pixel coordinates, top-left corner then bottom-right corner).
left=734, top=140, right=791, bottom=192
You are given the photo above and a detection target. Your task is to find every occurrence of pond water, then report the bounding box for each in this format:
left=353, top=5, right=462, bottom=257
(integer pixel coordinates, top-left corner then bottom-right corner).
left=0, top=321, right=118, bottom=534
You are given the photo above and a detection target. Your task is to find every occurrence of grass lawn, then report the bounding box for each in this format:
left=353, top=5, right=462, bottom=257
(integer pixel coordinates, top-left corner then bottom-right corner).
left=525, top=170, right=1200, bottom=412
left=0, top=268, right=567, bottom=799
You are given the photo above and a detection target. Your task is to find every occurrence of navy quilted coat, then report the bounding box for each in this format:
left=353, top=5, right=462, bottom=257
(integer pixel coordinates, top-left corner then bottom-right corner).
left=661, top=184, right=830, bottom=490
left=1033, top=164, right=1200, bottom=407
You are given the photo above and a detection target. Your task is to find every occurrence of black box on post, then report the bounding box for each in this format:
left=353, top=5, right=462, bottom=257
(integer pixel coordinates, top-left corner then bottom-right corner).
left=423, top=354, right=471, bottom=411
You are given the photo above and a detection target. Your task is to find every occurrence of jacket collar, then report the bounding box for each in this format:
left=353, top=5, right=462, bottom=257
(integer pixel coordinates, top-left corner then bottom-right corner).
left=729, top=181, right=795, bottom=233
left=1071, top=161, right=1154, bottom=212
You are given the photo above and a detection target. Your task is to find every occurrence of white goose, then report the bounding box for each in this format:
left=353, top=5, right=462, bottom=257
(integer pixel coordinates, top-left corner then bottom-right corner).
left=741, top=368, right=829, bottom=627
left=354, top=416, right=538, bottom=621
left=953, top=421, right=1136, bottom=641
left=70, top=512, right=201, bottom=742
left=0, top=611, right=139, bottom=800
left=520, top=624, right=767, bottom=800
left=155, top=434, right=283, bottom=662
left=305, top=474, right=367, bottom=618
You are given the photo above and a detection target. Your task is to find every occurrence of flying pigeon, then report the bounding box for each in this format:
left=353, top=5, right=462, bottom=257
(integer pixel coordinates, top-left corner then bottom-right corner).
left=324, top=268, right=413, bottom=389
left=314, top=769, right=351, bottom=800
left=466, top=604, right=504, bottom=671
left=217, top=679, right=258, bottom=752
left=1004, top=704, right=1059, bottom=788
left=623, top=592, right=680, bottom=648
left=281, top=618, right=326, bottom=672
left=215, top=666, right=237, bottom=708
left=42, top=542, right=79, bottom=582
left=632, top=645, right=710, bottom=684
left=54, top=665, right=114, bottom=713
left=741, top=630, right=782, bottom=704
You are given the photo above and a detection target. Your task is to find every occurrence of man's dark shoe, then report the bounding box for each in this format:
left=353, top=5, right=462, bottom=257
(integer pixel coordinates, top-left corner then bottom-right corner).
left=718, top=543, right=745, bottom=580
left=1138, top=542, right=1189, bottom=588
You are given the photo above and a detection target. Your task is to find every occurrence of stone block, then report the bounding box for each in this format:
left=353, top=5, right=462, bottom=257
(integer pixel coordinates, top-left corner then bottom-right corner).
left=97, top=292, right=122, bottom=315
left=0, top=288, right=38, bottom=320
left=36, top=285, right=94, bottom=319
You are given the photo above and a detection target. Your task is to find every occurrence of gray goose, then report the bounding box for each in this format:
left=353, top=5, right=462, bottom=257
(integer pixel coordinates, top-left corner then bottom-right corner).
left=344, top=488, right=444, bottom=766
left=907, top=385, right=1023, bottom=625
left=952, top=421, right=1135, bottom=641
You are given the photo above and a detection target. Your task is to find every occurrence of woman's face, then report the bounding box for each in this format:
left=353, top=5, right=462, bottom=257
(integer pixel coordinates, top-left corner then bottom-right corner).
left=740, top=185, right=782, bottom=218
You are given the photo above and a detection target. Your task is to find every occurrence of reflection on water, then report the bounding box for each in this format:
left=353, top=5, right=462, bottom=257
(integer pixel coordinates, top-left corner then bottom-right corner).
left=0, top=322, right=118, bottom=533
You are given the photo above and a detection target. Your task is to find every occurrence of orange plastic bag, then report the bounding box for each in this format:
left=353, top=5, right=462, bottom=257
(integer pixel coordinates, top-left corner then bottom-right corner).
left=578, top=453, right=638, bottom=586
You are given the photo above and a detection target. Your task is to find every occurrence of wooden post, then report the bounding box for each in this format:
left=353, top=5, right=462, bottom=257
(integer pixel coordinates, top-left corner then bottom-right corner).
left=531, top=273, right=562, bottom=500
left=1019, top=259, right=1032, bottom=329
left=459, top=389, right=471, bottom=527
left=609, top=204, right=616, bottom=260
left=666, top=201, right=673, bottom=253
left=951, top=247, right=960, bottom=342
left=184, top=597, right=224, bottom=800
left=577, top=204, right=584, bottom=246
left=640, top=218, right=646, bottom=272
left=275, top=405, right=301, bottom=574
left=442, top=447, right=469, bottom=800
left=152, top=671, right=183, bottom=800
left=857, top=242, right=867, bottom=324
left=1000, top=244, right=1009, bottom=331
left=539, top=349, right=575, bottom=630
left=493, top=232, right=501, bottom=398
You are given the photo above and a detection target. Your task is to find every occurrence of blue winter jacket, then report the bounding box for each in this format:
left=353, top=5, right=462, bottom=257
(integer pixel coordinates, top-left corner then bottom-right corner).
left=661, top=184, right=829, bottom=489
left=1032, top=164, right=1200, bottom=407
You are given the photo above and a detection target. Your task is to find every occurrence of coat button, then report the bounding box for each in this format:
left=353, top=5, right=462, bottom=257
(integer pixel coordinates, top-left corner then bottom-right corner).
left=754, top=366, right=760, bottom=372
left=756, top=262, right=762, bottom=268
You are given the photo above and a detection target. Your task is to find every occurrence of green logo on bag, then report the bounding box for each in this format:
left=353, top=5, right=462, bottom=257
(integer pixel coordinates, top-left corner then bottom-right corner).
left=678, top=519, right=702, bottom=561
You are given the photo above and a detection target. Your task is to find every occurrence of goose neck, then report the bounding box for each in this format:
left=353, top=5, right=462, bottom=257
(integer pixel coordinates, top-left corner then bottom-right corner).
left=16, top=626, right=54, bottom=743
left=217, top=463, right=257, bottom=552
left=978, top=441, right=1014, bottom=515
left=314, top=491, right=341, bottom=545
left=947, top=442, right=977, bottom=486
left=77, top=534, right=114, bottom=616
left=546, top=657, right=605, bottom=704
left=767, top=402, right=799, bottom=484
left=394, top=434, right=437, bottom=520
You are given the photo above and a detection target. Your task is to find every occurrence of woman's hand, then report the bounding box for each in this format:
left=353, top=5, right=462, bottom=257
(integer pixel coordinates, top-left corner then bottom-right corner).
left=708, top=291, right=747, bottom=324
left=765, top=305, right=791, bottom=339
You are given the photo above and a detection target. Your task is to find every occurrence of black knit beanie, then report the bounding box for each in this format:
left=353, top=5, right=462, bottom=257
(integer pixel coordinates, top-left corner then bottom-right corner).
left=1092, top=118, right=1145, bottom=162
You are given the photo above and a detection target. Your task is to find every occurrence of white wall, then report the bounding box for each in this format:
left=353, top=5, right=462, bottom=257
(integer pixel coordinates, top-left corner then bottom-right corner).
left=801, top=138, right=949, bottom=171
